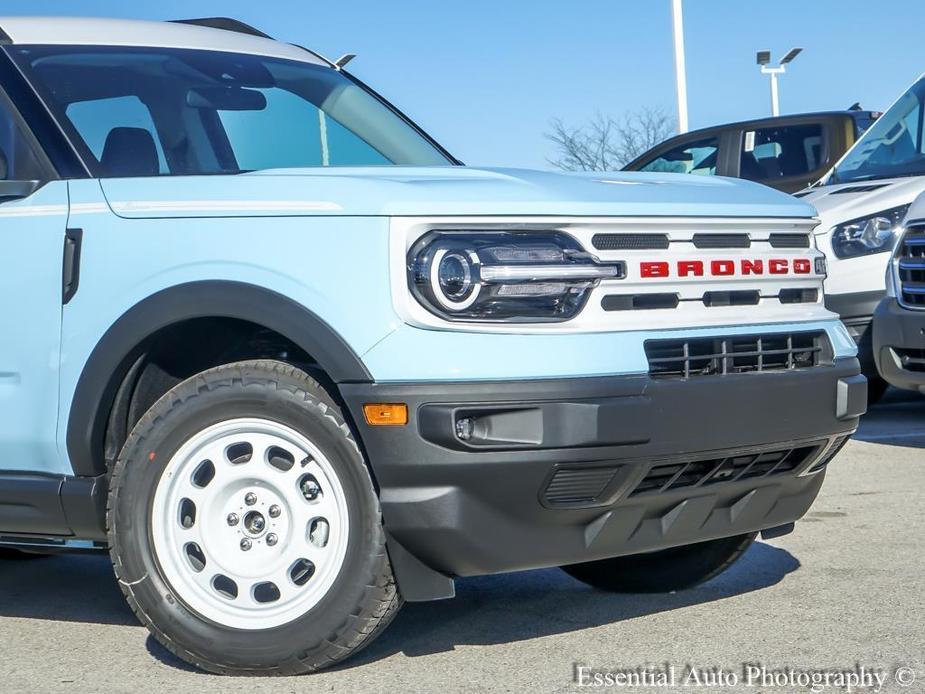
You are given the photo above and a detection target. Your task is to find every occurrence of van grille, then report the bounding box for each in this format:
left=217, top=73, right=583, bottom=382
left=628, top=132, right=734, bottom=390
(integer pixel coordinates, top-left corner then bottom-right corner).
left=644, top=331, right=830, bottom=378
left=897, top=224, right=925, bottom=308
left=629, top=444, right=822, bottom=497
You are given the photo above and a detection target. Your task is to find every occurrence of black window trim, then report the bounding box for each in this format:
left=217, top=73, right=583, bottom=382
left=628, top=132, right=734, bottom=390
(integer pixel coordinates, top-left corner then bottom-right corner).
left=0, top=47, right=90, bottom=179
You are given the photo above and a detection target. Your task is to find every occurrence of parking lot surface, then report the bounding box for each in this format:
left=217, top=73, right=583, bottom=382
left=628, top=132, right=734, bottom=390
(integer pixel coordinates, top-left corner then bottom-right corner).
left=0, top=391, right=922, bottom=693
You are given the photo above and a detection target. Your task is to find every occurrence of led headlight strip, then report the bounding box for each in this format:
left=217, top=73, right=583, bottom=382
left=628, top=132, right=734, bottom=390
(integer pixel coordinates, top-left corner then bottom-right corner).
left=408, top=230, right=625, bottom=322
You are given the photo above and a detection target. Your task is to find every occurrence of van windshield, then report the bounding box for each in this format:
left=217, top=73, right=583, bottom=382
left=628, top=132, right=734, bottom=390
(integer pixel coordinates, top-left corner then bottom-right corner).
left=9, top=45, right=453, bottom=177
left=829, top=77, right=925, bottom=184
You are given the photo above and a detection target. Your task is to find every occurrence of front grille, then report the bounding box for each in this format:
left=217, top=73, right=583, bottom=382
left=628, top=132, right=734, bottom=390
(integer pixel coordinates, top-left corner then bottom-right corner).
left=601, top=293, right=679, bottom=311
left=768, top=232, right=810, bottom=248
left=644, top=331, right=830, bottom=378
left=897, top=224, right=925, bottom=308
left=895, top=348, right=925, bottom=373
left=591, top=233, right=669, bottom=250
left=702, top=290, right=760, bottom=307
left=779, top=287, right=819, bottom=304
left=692, top=233, right=750, bottom=248
left=629, top=444, right=822, bottom=497
left=601, top=289, right=815, bottom=312
left=543, top=464, right=620, bottom=506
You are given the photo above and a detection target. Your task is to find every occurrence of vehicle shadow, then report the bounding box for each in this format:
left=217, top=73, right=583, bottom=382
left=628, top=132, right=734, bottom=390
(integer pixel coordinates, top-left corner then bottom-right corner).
left=855, top=388, right=925, bottom=449
left=0, top=540, right=798, bottom=671
left=341, top=541, right=798, bottom=667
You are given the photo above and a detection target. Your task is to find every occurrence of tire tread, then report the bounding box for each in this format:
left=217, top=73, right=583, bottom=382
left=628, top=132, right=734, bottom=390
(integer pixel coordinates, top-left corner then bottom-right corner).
left=107, top=359, right=401, bottom=675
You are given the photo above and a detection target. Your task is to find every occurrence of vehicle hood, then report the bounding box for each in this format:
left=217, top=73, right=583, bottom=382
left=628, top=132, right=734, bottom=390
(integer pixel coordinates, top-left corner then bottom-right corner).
left=798, top=177, right=925, bottom=234
left=100, top=166, right=816, bottom=219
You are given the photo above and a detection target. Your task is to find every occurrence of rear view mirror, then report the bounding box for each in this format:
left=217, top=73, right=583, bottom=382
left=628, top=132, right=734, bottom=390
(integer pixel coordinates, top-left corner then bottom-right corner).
left=186, top=87, right=267, bottom=111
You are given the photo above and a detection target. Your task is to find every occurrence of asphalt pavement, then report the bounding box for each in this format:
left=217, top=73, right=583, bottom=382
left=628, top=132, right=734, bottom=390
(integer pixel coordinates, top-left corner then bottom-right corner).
left=0, top=390, right=923, bottom=693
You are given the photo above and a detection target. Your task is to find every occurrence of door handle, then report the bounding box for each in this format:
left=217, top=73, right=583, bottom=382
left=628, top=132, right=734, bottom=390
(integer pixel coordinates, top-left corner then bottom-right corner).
left=62, top=228, right=83, bottom=304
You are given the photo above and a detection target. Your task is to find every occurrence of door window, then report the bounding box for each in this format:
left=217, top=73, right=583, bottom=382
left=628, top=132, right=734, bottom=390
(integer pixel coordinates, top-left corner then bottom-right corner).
left=638, top=138, right=719, bottom=175
left=0, top=93, right=46, bottom=180
left=65, top=96, right=169, bottom=174
left=740, top=124, right=823, bottom=182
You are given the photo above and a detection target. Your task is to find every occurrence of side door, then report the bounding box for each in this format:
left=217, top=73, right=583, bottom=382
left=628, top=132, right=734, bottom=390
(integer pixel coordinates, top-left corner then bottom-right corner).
left=0, top=86, right=70, bottom=475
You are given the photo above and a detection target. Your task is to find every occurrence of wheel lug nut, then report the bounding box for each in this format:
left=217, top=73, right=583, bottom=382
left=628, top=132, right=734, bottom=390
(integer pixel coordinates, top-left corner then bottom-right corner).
left=244, top=492, right=257, bottom=506
left=300, top=477, right=321, bottom=501
left=266, top=533, right=278, bottom=547
left=240, top=538, right=252, bottom=551
left=268, top=505, right=281, bottom=518
left=226, top=513, right=239, bottom=526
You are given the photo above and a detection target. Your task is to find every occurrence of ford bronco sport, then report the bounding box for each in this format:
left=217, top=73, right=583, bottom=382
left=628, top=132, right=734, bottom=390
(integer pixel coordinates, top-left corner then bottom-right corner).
left=0, top=16, right=865, bottom=675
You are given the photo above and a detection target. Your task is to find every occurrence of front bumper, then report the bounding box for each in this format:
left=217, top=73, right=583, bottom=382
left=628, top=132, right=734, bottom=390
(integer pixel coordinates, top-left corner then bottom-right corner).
left=873, top=297, right=925, bottom=391
left=341, top=358, right=864, bottom=597
left=825, top=290, right=885, bottom=375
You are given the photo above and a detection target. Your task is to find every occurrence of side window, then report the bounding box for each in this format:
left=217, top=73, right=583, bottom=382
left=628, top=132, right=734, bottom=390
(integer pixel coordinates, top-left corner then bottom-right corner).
left=217, top=88, right=389, bottom=169
left=638, top=138, right=719, bottom=175
left=65, top=96, right=168, bottom=175
left=740, top=124, right=824, bottom=181
left=0, top=94, right=46, bottom=181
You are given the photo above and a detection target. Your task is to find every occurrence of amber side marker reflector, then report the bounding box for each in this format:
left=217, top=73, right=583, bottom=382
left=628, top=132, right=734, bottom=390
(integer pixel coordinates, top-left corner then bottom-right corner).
left=363, top=403, right=408, bottom=426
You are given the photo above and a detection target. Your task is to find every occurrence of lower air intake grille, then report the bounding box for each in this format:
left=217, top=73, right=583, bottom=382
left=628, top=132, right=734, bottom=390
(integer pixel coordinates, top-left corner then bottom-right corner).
left=806, top=435, right=850, bottom=474
left=644, top=331, right=830, bottom=378
left=629, top=444, right=822, bottom=497
left=543, top=465, right=620, bottom=506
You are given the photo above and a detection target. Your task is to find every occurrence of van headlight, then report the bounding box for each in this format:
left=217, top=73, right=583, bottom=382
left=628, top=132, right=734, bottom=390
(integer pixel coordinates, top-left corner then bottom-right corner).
left=407, top=230, right=624, bottom=322
left=831, top=205, right=910, bottom=258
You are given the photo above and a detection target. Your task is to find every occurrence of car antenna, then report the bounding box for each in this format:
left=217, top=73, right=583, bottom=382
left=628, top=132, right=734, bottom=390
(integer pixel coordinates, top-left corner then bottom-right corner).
left=334, top=53, right=357, bottom=69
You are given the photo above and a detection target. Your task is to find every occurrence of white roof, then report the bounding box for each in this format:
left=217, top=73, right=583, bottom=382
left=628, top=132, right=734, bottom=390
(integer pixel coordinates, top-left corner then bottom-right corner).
left=0, top=16, right=328, bottom=65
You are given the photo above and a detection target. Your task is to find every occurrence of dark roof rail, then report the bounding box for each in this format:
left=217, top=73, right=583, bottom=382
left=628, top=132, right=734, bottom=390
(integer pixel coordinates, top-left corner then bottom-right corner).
left=170, top=17, right=273, bottom=40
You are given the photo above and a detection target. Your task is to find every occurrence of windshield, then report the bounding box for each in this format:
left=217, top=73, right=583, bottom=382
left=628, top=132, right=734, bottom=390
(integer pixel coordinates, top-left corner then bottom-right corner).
left=828, top=77, right=925, bottom=184
left=9, top=45, right=452, bottom=176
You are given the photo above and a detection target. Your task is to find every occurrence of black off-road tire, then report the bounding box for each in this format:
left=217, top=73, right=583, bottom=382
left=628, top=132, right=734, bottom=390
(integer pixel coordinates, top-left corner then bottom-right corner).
left=107, top=360, right=401, bottom=675
left=561, top=532, right=757, bottom=593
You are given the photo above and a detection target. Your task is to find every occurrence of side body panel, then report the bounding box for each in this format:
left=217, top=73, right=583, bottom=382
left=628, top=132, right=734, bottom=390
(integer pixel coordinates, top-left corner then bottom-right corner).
left=0, top=182, right=68, bottom=473
left=57, top=178, right=396, bottom=476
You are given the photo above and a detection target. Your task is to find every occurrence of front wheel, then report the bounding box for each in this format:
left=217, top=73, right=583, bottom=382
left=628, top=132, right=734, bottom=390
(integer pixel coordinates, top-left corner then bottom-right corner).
left=108, top=360, right=400, bottom=674
left=561, top=533, right=756, bottom=593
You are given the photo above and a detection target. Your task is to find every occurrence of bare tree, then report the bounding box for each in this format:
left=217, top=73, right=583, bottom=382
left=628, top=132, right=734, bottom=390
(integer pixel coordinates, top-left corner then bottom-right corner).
left=546, top=107, right=675, bottom=171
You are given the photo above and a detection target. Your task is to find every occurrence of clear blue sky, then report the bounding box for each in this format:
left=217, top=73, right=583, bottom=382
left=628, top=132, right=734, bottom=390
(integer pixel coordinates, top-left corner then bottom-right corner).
left=3, top=1, right=923, bottom=168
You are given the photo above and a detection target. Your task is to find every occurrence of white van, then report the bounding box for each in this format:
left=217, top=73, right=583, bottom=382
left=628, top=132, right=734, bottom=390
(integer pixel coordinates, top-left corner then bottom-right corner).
left=800, top=74, right=925, bottom=402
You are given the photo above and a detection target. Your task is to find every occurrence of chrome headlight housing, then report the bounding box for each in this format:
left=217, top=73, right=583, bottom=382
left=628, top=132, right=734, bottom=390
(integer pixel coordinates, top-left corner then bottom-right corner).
left=830, top=205, right=910, bottom=258
left=407, top=230, right=624, bottom=322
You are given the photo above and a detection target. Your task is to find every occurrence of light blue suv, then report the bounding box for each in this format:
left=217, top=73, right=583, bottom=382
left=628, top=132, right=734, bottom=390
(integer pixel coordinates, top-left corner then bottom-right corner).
left=0, top=15, right=865, bottom=674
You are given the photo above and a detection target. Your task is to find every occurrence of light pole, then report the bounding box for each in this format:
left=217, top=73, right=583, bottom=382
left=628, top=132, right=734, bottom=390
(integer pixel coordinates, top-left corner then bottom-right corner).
left=757, top=48, right=802, bottom=117
left=671, top=0, right=689, bottom=133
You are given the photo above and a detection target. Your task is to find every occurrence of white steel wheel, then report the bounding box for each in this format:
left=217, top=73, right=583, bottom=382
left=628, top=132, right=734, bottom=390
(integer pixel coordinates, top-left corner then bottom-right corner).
left=151, top=417, right=350, bottom=630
